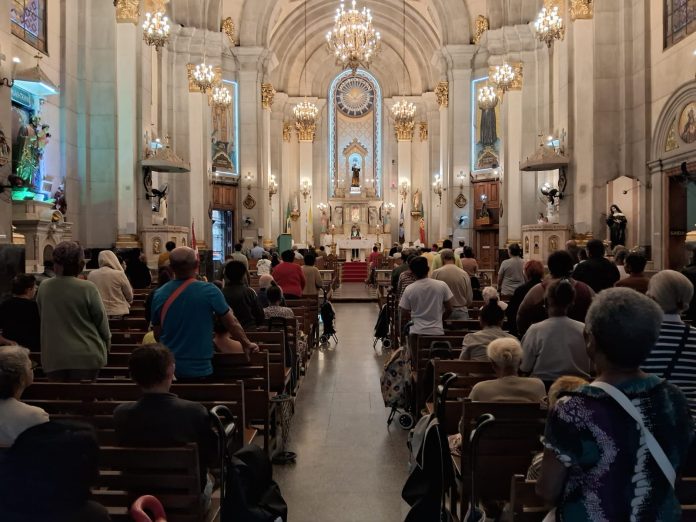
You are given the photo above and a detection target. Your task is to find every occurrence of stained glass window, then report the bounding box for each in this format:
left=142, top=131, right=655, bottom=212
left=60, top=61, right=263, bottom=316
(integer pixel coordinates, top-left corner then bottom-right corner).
left=665, top=0, right=696, bottom=49
left=10, top=0, right=47, bottom=53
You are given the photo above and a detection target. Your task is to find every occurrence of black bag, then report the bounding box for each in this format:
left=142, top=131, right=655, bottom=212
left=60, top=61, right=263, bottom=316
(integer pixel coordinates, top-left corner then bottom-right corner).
left=374, top=304, right=390, bottom=339
left=222, top=444, right=288, bottom=522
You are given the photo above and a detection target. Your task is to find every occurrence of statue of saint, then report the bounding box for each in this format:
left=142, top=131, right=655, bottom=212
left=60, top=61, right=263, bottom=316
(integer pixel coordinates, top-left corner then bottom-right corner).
left=351, top=162, right=360, bottom=188
left=606, top=204, right=627, bottom=249
left=413, top=189, right=422, bottom=211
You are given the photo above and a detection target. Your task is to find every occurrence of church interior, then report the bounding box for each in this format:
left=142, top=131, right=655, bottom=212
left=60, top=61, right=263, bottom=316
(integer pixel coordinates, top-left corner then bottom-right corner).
left=2, top=0, right=696, bottom=521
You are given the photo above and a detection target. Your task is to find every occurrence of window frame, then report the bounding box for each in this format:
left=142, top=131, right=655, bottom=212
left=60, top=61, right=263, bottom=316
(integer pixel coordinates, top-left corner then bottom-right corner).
left=10, top=0, right=48, bottom=55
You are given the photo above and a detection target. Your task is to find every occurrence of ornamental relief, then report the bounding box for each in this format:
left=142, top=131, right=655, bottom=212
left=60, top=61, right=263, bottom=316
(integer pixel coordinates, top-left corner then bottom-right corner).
left=570, top=0, right=593, bottom=21
left=114, top=0, right=140, bottom=24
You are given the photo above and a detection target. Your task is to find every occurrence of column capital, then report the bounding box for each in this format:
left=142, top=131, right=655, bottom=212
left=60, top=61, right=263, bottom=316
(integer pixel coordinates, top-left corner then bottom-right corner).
left=570, top=0, right=593, bottom=20
left=283, top=122, right=293, bottom=142
left=418, top=122, right=429, bottom=142
left=261, top=83, right=276, bottom=110
left=395, top=121, right=415, bottom=142
left=435, top=81, right=449, bottom=108
left=114, top=0, right=139, bottom=24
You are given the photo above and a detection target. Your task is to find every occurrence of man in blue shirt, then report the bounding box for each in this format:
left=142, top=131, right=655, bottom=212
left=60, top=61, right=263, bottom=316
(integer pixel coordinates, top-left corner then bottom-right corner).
left=249, top=241, right=265, bottom=260
left=152, top=247, right=258, bottom=379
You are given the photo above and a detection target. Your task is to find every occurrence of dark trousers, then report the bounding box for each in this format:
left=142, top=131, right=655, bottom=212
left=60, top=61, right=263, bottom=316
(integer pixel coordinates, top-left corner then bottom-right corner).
left=46, top=369, right=100, bottom=382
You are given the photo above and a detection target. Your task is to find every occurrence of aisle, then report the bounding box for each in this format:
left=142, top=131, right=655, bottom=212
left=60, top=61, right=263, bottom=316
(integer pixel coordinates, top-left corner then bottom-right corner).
left=275, top=303, right=411, bottom=522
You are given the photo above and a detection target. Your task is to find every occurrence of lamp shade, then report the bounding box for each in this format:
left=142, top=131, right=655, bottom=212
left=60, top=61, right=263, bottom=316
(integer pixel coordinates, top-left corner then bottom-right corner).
left=13, top=62, right=59, bottom=97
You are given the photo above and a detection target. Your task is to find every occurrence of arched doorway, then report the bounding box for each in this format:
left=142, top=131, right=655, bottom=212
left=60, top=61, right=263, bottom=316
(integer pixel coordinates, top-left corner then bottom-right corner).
left=42, top=244, right=54, bottom=266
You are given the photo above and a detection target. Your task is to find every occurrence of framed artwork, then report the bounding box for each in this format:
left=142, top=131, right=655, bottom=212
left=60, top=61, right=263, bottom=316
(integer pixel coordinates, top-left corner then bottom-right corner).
left=334, top=206, right=343, bottom=226
left=368, top=206, right=378, bottom=226
left=351, top=205, right=360, bottom=223
left=679, top=102, right=696, bottom=144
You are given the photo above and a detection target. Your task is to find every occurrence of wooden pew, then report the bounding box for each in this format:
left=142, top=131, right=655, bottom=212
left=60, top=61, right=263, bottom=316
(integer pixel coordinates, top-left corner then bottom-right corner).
left=509, top=475, right=547, bottom=522
left=247, top=331, right=292, bottom=394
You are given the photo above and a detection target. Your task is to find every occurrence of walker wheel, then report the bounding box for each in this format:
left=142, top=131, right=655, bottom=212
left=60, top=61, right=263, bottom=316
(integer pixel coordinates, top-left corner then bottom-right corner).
left=398, top=413, right=415, bottom=430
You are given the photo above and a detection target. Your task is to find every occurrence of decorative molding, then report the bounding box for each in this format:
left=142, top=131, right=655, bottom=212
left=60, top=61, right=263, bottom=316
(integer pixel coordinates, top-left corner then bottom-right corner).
left=186, top=64, right=222, bottom=93
left=295, top=121, right=316, bottom=142
left=395, top=121, right=415, bottom=142
left=283, top=123, right=293, bottom=142
left=472, top=15, right=489, bottom=44
left=418, top=122, right=428, bottom=142
left=261, top=83, right=276, bottom=110
left=221, top=17, right=237, bottom=46
left=570, top=0, right=593, bottom=20
left=435, top=81, right=449, bottom=108
left=114, top=0, right=140, bottom=24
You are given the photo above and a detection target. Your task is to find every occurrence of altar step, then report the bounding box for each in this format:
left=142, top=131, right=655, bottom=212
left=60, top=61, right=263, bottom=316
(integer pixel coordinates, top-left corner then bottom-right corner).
left=341, top=261, right=368, bottom=283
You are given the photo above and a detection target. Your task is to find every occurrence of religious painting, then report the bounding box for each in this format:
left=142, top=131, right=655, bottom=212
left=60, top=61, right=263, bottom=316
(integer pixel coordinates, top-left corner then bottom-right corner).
left=533, top=235, right=540, bottom=255
left=524, top=236, right=530, bottom=254
left=334, top=206, right=343, bottom=226
left=679, top=102, right=696, bottom=144
left=351, top=205, right=360, bottom=223
left=152, top=237, right=162, bottom=255
left=549, top=235, right=559, bottom=253
left=471, top=77, right=501, bottom=172
left=368, top=206, right=378, bottom=226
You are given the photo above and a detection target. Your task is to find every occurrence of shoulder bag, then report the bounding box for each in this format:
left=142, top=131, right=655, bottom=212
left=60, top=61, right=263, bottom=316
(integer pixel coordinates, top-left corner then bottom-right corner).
left=159, top=278, right=196, bottom=327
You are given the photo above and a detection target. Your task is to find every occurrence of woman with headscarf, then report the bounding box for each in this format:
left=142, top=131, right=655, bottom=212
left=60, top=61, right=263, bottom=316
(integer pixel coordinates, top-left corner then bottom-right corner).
left=87, top=250, right=133, bottom=318
left=257, top=274, right=276, bottom=308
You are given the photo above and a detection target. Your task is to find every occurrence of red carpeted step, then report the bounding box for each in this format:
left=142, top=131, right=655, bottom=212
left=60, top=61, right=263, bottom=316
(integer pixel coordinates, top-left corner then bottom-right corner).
left=341, top=262, right=369, bottom=283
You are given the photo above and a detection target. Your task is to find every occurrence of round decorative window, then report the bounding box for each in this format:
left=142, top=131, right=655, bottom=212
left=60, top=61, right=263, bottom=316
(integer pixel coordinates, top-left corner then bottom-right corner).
left=336, top=76, right=375, bottom=117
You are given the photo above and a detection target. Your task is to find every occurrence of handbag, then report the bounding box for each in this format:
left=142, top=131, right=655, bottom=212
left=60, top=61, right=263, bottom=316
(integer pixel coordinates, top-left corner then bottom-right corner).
left=590, top=381, right=676, bottom=488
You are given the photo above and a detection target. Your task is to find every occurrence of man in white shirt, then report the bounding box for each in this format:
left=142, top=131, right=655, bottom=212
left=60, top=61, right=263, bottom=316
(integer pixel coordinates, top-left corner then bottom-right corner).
left=454, top=240, right=465, bottom=259
left=432, top=248, right=472, bottom=320
left=249, top=241, right=265, bottom=260
left=400, top=256, right=454, bottom=335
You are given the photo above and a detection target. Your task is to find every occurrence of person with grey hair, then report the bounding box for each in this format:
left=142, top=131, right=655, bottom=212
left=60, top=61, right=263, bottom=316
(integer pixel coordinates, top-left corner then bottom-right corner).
left=432, top=248, right=472, bottom=320
left=36, top=241, right=110, bottom=382
left=151, top=247, right=258, bottom=380
left=391, top=248, right=413, bottom=289
left=537, top=288, right=695, bottom=521
left=468, top=338, right=546, bottom=402
left=0, top=346, right=49, bottom=445
left=644, top=270, right=696, bottom=417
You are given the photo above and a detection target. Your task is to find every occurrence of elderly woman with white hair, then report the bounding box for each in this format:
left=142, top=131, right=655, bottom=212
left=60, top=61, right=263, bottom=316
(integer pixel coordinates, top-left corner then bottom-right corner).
left=0, top=346, right=49, bottom=446
left=537, top=288, right=695, bottom=521
left=468, top=338, right=546, bottom=402
left=36, top=241, right=111, bottom=382
left=644, top=269, right=696, bottom=417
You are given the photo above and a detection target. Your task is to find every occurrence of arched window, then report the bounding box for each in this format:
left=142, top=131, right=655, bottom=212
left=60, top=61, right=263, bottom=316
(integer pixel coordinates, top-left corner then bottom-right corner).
left=665, top=0, right=696, bottom=49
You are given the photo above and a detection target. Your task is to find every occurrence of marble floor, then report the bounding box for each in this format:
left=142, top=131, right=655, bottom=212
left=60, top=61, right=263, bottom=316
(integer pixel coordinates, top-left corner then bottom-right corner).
left=274, top=302, right=411, bottom=522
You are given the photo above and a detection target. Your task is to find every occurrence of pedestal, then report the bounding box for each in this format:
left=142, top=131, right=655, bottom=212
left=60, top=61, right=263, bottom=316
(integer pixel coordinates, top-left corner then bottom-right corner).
left=140, top=226, right=190, bottom=268
left=521, top=224, right=571, bottom=264
left=12, top=201, right=73, bottom=272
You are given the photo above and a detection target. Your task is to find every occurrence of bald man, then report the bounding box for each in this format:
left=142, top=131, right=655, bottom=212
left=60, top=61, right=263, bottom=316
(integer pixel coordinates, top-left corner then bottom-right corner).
left=151, top=247, right=258, bottom=379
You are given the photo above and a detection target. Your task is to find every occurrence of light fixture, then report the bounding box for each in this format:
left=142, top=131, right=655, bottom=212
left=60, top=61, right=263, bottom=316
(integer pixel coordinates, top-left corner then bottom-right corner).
left=399, top=180, right=410, bottom=202
left=383, top=202, right=395, bottom=214
left=540, top=181, right=562, bottom=202
left=300, top=179, right=312, bottom=202
left=211, top=85, right=232, bottom=107
left=432, top=174, right=443, bottom=203
left=534, top=4, right=565, bottom=48
left=191, top=1, right=215, bottom=93
left=391, top=0, right=416, bottom=140
left=480, top=193, right=489, bottom=203
left=457, top=170, right=466, bottom=191
left=142, top=7, right=170, bottom=51
left=477, top=86, right=498, bottom=109
left=9, top=55, right=59, bottom=96
left=244, top=172, right=253, bottom=191
left=326, top=0, right=382, bottom=72
left=268, top=174, right=278, bottom=204
left=317, top=202, right=329, bottom=213
left=491, top=63, right=515, bottom=95
left=294, top=0, right=319, bottom=141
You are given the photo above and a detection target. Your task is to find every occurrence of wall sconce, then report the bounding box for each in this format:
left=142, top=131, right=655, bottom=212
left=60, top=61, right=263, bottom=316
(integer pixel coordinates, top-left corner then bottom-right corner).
left=268, top=174, right=278, bottom=204
left=457, top=170, right=466, bottom=191
left=432, top=174, right=443, bottom=203
left=317, top=202, right=328, bottom=213
left=300, top=179, right=312, bottom=202
left=0, top=57, right=21, bottom=88
left=399, top=180, right=410, bottom=202
left=244, top=172, right=253, bottom=191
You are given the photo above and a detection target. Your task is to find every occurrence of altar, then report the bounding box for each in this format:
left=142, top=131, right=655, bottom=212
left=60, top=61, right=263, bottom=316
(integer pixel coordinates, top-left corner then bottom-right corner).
left=336, top=237, right=378, bottom=261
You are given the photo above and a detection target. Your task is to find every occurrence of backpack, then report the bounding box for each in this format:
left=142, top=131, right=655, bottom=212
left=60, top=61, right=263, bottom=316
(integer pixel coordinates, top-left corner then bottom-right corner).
left=374, top=304, right=390, bottom=339
left=380, top=347, right=411, bottom=408
left=222, top=445, right=288, bottom=522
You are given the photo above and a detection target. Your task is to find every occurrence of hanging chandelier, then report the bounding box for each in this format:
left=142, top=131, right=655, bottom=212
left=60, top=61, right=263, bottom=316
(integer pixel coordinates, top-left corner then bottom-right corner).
left=211, top=85, right=232, bottom=107
left=294, top=99, right=319, bottom=140
left=534, top=4, right=565, bottom=48
left=491, top=63, right=515, bottom=94
left=477, top=86, right=498, bottom=109
left=142, top=10, right=170, bottom=50
left=391, top=98, right=416, bottom=140
left=192, top=62, right=215, bottom=93
left=326, top=0, right=382, bottom=72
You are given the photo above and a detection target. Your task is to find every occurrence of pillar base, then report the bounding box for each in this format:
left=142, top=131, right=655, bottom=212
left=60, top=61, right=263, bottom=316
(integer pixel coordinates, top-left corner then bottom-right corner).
left=114, top=234, right=141, bottom=249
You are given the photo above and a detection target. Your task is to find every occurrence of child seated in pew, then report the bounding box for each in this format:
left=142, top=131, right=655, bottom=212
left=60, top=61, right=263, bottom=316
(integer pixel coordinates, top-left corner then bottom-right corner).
left=113, top=344, right=219, bottom=509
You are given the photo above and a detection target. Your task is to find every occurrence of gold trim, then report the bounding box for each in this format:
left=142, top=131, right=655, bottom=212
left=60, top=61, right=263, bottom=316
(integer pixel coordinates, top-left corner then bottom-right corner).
left=221, top=17, right=237, bottom=46
left=418, top=122, right=428, bottom=142
left=435, top=81, right=449, bottom=108
left=283, top=123, right=293, bottom=142
left=261, top=83, right=276, bottom=110
left=570, top=0, right=593, bottom=20
left=395, top=121, right=415, bottom=142
left=472, top=15, right=489, bottom=45
left=114, top=0, right=140, bottom=24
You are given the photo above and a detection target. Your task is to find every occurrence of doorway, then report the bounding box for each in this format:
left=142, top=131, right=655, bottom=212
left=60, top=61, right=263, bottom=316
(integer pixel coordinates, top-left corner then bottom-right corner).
left=212, top=210, right=234, bottom=275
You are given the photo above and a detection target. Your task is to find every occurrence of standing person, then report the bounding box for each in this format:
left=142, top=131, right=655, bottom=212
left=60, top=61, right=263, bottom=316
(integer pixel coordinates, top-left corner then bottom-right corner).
left=272, top=250, right=306, bottom=299
left=460, top=298, right=515, bottom=361
left=497, top=243, right=525, bottom=299
left=460, top=246, right=479, bottom=276
left=536, top=289, right=694, bottom=521
left=151, top=247, right=258, bottom=380
left=565, top=240, right=580, bottom=265
left=0, top=274, right=41, bottom=351
left=249, top=241, right=265, bottom=260
left=222, top=261, right=265, bottom=329
left=520, top=279, right=592, bottom=387
left=256, top=252, right=272, bottom=276
left=644, top=270, right=696, bottom=417
left=125, top=250, right=152, bottom=289
left=505, top=260, right=544, bottom=338
left=301, top=253, right=323, bottom=297
left=396, top=254, right=419, bottom=301
left=391, top=248, right=412, bottom=289
left=88, top=250, right=133, bottom=318
left=399, top=256, right=454, bottom=335
left=432, top=249, right=473, bottom=320
left=37, top=242, right=110, bottom=382
left=454, top=240, right=465, bottom=259
left=231, top=243, right=249, bottom=270
left=615, top=252, right=650, bottom=294
left=158, top=241, right=176, bottom=268
left=572, top=239, right=620, bottom=293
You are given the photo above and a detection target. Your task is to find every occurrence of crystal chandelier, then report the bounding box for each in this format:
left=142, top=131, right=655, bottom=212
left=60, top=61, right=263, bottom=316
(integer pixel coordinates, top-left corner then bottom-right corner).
left=534, top=4, right=565, bottom=48
left=294, top=100, right=319, bottom=141
left=326, top=0, right=382, bottom=72
left=491, top=63, right=515, bottom=94
left=142, top=10, right=170, bottom=50
left=211, top=85, right=232, bottom=107
left=192, top=62, right=215, bottom=93
left=478, top=86, right=498, bottom=109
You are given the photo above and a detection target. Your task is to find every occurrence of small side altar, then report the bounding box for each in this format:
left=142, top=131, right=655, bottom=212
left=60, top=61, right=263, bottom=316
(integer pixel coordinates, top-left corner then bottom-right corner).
left=521, top=224, right=571, bottom=263
left=141, top=226, right=190, bottom=268
left=12, top=200, right=72, bottom=272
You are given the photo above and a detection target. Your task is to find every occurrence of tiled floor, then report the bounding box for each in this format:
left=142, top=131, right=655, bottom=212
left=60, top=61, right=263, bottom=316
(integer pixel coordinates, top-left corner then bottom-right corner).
left=275, top=302, right=411, bottom=522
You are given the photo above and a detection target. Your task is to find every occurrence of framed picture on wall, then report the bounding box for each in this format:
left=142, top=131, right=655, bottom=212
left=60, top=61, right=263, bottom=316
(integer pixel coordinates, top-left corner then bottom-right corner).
left=334, top=206, right=343, bottom=226
left=368, top=206, right=378, bottom=226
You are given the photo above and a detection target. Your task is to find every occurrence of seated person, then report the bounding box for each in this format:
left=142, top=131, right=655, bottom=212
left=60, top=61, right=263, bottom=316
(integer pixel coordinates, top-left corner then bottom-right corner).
left=0, top=346, right=49, bottom=446
left=460, top=298, right=515, bottom=361
left=114, top=344, right=218, bottom=502
left=537, top=289, right=695, bottom=521
left=0, top=420, right=110, bottom=522
left=301, top=254, right=323, bottom=297
left=614, top=251, right=650, bottom=294
left=0, top=274, right=41, bottom=351
left=520, top=279, right=592, bottom=387
left=256, top=252, right=273, bottom=276
left=222, top=261, right=265, bottom=329
left=273, top=250, right=306, bottom=299
left=213, top=318, right=244, bottom=354
left=264, top=285, right=297, bottom=324
left=468, top=338, right=546, bottom=402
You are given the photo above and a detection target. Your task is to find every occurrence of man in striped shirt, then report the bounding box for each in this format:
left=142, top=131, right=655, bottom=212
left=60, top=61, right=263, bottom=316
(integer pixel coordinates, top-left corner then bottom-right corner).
left=644, top=270, right=696, bottom=417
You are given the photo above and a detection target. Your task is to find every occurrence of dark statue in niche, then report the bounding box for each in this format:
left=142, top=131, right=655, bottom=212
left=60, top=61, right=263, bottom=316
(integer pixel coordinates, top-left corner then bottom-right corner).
left=351, top=163, right=360, bottom=188
left=606, top=204, right=627, bottom=249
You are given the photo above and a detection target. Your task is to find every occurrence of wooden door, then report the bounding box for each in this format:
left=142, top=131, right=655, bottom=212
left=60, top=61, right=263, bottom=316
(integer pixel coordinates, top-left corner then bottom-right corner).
left=476, top=230, right=499, bottom=270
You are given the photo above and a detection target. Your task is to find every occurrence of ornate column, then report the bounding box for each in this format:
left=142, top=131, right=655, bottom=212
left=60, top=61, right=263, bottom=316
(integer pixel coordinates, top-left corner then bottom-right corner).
left=114, top=0, right=141, bottom=248
left=435, top=81, right=449, bottom=241
left=260, top=83, right=275, bottom=245
left=396, top=114, right=414, bottom=243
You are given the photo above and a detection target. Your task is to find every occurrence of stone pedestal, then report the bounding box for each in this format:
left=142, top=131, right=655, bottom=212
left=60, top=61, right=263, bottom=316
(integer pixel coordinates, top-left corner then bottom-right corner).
left=521, top=224, right=571, bottom=264
left=12, top=201, right=73, bottom=272
left=140, top=226, right=190, bottom=268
